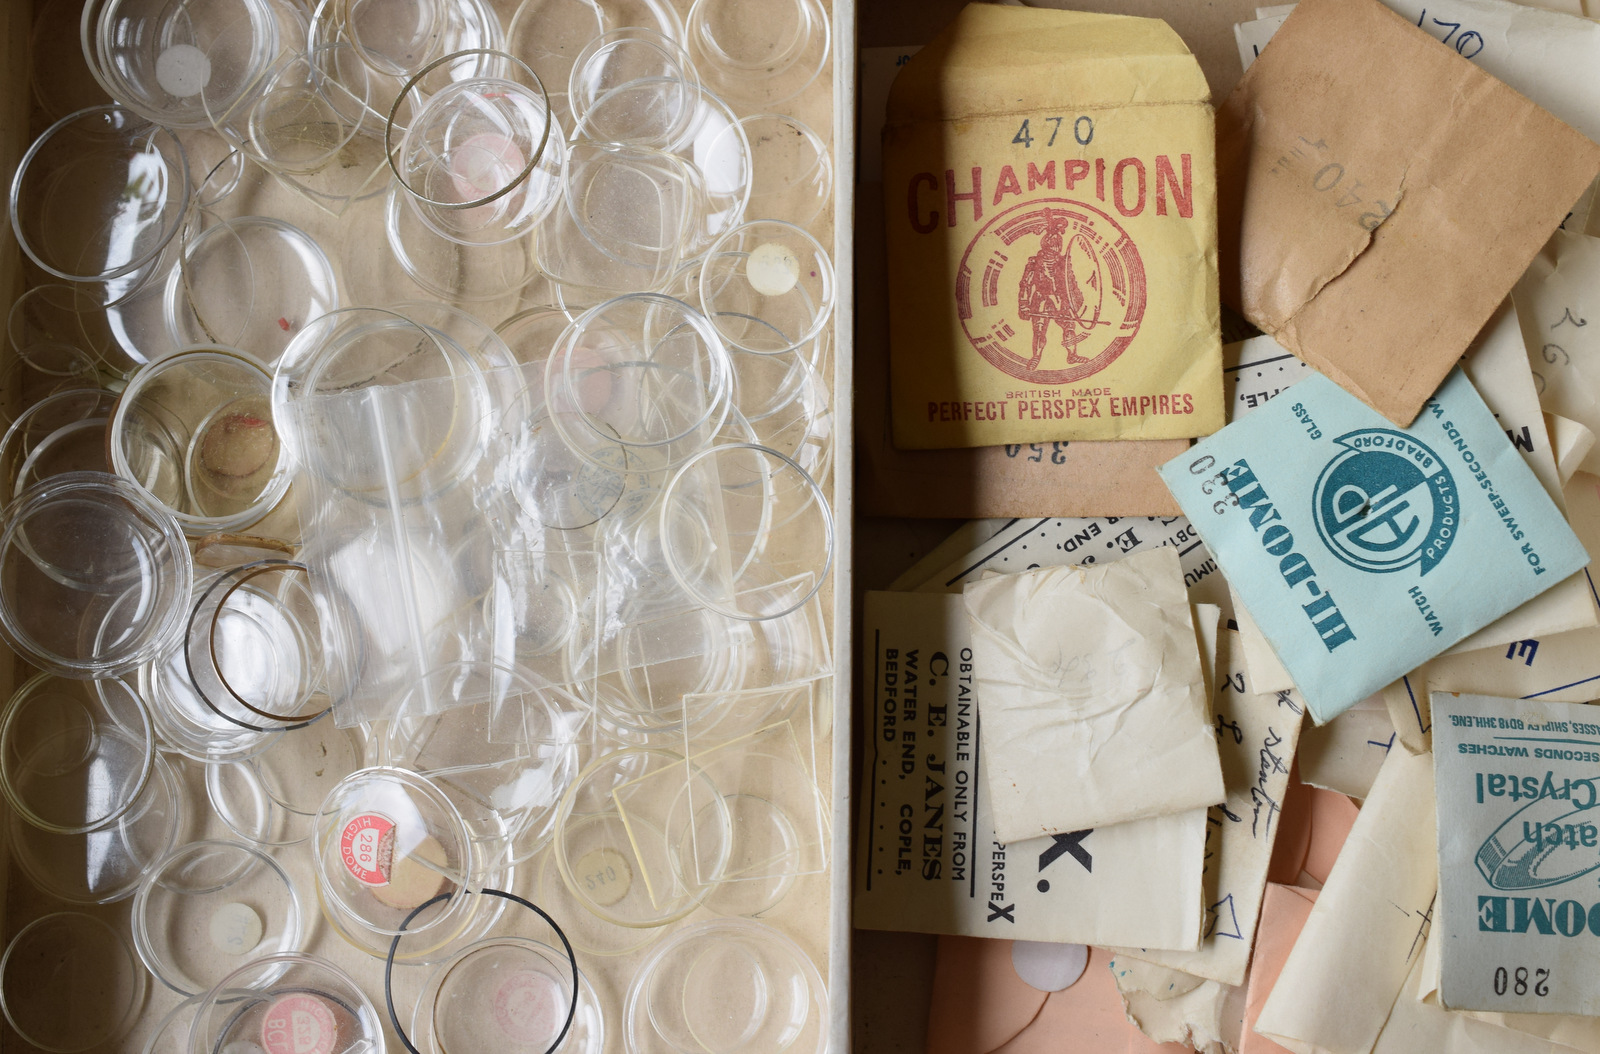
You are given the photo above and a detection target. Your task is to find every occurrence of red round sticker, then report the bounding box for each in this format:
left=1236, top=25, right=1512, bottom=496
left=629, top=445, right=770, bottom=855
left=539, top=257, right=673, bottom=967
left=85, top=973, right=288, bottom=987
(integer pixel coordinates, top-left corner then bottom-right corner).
left=261, top=993, right=337, bottom=1054
left=338, top=813, right=395, bottom=887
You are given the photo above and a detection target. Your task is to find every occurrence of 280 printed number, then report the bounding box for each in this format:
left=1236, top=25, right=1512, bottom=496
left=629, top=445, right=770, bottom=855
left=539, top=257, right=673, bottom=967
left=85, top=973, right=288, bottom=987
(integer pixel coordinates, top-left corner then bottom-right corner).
left=1493, top=966, right=1551, bottom=997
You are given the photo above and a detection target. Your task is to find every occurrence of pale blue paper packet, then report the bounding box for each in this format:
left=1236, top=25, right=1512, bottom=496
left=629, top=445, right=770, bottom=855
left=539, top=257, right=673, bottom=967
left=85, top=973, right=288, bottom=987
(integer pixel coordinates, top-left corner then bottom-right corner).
left=1159, top=368, right=1588, bottom=723
left=1432, top=692, right=1600, bottom=1015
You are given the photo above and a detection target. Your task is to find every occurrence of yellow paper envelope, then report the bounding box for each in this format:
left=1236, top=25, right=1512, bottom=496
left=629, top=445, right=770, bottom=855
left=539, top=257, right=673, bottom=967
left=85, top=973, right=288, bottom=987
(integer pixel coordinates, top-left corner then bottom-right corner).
left=884, top=4, right=1224, bottom=450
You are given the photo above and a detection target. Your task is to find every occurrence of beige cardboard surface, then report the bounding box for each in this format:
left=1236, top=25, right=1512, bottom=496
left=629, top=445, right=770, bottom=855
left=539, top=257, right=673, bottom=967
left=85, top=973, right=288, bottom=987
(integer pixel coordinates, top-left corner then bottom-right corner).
left=883, top=4, right=1224, bottom=449
left=1216, top=0, right=1600, bottom=427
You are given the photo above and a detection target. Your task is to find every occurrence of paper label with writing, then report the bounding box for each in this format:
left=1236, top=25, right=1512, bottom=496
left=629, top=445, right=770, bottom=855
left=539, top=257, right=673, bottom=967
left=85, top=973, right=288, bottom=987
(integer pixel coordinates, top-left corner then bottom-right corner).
left=1422, top=469, right=1600, bottom=707
left=261, top=995, right=337, bottom=1054
left=1433, top=692, right=1600, bottom=1015
left=339, top=813, right=395, bottom=886
left=854, top=590, right=1204, bottom=949
left=1108, top=631, right=1305, bottom=985
left=883, top=5, right=1224, bottom=449
left=1516, top=230, right=1600, bottom=478
left=914, top=514, right=1228, bottom=616
left=1225, top=336, right=1314, bottom=423
left=1160, top=368, right=1590, bottom=723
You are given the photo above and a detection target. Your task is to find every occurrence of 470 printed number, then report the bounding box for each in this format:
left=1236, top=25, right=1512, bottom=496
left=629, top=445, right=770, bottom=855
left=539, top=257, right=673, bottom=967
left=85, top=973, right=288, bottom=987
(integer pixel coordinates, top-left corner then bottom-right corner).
left=1013, top=116, right=1094, bottom=148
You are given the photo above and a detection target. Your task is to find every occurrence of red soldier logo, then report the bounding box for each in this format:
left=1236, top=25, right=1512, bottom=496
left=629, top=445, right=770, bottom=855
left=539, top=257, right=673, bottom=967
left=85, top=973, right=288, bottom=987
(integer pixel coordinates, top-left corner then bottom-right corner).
left=1018, top=216, right=1091, bottom=368
left=957, top=199, right=1146, bottom=384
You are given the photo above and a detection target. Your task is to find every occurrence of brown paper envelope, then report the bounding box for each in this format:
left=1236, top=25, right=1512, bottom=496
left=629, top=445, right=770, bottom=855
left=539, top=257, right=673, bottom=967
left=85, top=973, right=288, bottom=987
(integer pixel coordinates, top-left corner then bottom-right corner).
left=1216, top=0, right=1600, bottom=427
left=858, top=173, right=1186, bottom=518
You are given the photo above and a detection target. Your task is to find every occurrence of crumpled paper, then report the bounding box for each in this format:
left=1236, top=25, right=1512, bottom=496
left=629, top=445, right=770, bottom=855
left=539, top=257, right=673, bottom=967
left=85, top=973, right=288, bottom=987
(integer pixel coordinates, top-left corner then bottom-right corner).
left=964, top=546, right=1225, bottom=841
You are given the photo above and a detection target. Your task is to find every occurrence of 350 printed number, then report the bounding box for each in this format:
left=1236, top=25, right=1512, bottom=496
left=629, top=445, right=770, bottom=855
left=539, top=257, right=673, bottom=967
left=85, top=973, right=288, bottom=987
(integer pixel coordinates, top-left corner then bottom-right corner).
left=1493, top=966, right=1550, bottom=997
left=1188, top=454, right=1239, bottom=516
left=1005, top=443, right=1069, bottom=464
left=1013, top=116, right=1094, bottom=148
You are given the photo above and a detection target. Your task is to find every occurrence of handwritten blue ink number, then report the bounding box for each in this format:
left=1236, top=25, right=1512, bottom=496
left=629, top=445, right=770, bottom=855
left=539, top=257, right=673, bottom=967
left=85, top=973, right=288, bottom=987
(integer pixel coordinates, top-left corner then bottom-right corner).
left=1415, top=8, right=1485, bottom=58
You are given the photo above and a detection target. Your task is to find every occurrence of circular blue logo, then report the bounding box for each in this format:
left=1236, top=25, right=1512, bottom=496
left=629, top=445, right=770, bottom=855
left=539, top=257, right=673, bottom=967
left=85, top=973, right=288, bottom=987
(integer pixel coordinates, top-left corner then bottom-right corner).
left=1312, top=429, right=1458, bottom=576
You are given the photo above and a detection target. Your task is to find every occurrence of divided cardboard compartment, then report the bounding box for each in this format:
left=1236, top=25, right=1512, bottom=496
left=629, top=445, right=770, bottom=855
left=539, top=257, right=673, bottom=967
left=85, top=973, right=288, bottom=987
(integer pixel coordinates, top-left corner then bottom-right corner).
left=0, top=0, right=856, bottom=1049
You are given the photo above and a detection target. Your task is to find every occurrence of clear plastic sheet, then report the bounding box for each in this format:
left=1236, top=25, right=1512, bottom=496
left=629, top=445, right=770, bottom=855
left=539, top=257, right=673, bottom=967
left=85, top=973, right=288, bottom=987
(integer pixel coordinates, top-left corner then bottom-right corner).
left=387, top=661, right=587, bottom=862
left=288, top=375, right=501, bottom=725
left=612, top=718, right=826, bottom=893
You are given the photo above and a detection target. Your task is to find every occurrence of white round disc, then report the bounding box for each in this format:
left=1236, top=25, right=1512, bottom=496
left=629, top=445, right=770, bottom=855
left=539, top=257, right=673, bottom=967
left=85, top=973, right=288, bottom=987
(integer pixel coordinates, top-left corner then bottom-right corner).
left=746, top=242, right=800, bottom=297
left=209, top=902, right=263, bottom=955
left=1011, top=941, right=1088, bottom=992
left=156, top=45, right=213, bottom=98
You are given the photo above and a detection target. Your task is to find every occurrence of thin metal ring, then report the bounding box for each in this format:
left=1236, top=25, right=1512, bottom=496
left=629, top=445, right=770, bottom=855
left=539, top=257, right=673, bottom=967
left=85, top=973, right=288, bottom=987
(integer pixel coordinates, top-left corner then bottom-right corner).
left=383, top=49, right=553, bottom=212
left=185, top=559, right=323, bottom=733
left=207, top=560, right=329, bottom=724
left=385, top=888, right=580, bottom=1054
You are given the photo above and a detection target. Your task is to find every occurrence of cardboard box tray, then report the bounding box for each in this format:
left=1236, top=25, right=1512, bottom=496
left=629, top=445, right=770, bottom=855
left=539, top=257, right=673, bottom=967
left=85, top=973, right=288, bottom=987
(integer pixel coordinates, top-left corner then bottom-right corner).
left=0, top=0, right=856, bottom=1048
